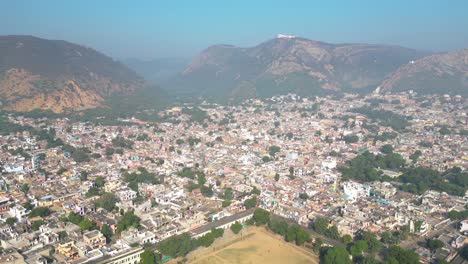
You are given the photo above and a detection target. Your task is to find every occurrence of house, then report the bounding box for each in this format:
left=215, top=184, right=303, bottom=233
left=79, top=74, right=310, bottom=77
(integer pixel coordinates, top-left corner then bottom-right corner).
left=190, top=208, right=255, bottom=238
left=83, top=230, right=107, bottom=250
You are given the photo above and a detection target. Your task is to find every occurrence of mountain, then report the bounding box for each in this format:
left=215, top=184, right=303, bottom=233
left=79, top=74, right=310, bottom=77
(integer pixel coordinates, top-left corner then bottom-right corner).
left=124, top=57, right=188, bottom=84
left=0, top=35, right=144, bottom=113
left=166, top=36, right=428, bottom=99
left=379, top=49, right=468, bottom=95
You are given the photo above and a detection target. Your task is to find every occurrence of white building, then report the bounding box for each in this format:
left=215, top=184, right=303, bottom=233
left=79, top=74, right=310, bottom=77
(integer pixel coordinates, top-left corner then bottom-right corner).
left=119, top=189, right=137, bottom=201
left=9, top=205, right=29, bottom=221
left=460, top=219, right=468, bottom=233
left=343, top=181, right=371, bottom=201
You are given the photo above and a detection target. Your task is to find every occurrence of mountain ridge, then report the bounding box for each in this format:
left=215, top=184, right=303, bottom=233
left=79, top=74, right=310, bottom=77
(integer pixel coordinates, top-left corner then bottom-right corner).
left=165, top=36, right=432, bottom=99
left=0, top=35, right=145, bottom=113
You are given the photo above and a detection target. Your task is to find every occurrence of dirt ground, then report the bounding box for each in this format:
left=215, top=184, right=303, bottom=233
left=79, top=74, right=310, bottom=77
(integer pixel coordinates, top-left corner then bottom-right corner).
left=187, top=226, right=319, bottom=264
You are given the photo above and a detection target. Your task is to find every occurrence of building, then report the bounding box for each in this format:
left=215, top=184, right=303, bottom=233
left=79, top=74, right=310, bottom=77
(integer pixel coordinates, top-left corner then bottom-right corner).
left=190, top=208, right=255, bottom=238
left=97, top=247, right=144, bottom=264
left=83, top=230, right=107, bottom=249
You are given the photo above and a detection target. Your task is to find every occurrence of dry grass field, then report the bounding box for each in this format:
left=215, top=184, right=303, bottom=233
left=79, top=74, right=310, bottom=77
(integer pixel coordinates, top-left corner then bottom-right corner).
left=187, top=227, right=318, bottom=264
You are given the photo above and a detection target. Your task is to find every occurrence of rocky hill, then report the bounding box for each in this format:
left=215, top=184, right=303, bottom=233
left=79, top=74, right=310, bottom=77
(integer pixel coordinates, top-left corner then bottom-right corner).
left=166, top=36, right=427, bottom=99
left=379, top=49, right=468, bottom=95
left=0, top=35, right=144, bottom=113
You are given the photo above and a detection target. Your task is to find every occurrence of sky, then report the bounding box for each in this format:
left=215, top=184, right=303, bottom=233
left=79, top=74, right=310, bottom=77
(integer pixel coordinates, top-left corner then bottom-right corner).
left=1, top=0, right=467, bottom=59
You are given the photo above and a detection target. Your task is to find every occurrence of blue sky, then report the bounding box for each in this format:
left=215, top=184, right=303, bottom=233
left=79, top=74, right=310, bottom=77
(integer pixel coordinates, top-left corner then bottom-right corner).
left=1, top=0, right=467, bottom=59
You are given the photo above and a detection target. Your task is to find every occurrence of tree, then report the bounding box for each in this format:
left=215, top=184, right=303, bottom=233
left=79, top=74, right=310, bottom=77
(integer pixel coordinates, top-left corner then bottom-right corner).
left=349, top=240, right=368, bottom=257
left=385, top=245, right=420, bottom=264
left=222, top=200, right=231, bottom=208
left=311, top=217, right=328, bottom=235
left=286, top=225, right=299, bottom=242
left=343, top=134, right=359, bottom=144
left=94, top=176, right=105, bottom=188
left=20, top=183, right=30, bottom=194
left=244, top=196, right=257, bottom=209
left=86, top=187, right=100, bottom=197
left=6, top=217, right=16, bottom=226
left=253, top=208, right=270, bottom=225
left=426, top=239, right=444, bottom=252
left=105, top=147, right=115, bottom=156
left=94, top=192, right=117, bottom=212
left=274, top=173, right=280, bottom=181
left=80, top=171, right=88, bottom=181
left=200, top=185, right=213, bottom=197
left=322, top=246, right=352, bottom=264
left=223, top=187, right=234, bottom=200
left=67, top=212, right=83, bottom=224
left=342, top=234, right=352, bottom=244
left=117, top=211, right=141, bottom=233
left=269, top=219, right=288, bottom=236
left=289, top=166, right=295, bottom=179
left=313, top=237, right=323, bottom=252
left=295, top=228, right=311, bottom=246
left=31, top=220, right=45, bottom=231
left=140, top=250, right=157, bottom=264
left=409, top=150, right=422, bottom=163
left=268, top=145, right=281, bottom=157
left=101, top=224, right=112, bottom=243
left=358, top=231, right=381, bottom=254
left=380, top=144, right=394, bottom=154
left=79, top=218, right=94, bottom=231
left=299, top=193, right=309, bottom=200
left=230, top=222, right=243, bottom=234
left=58, top=230, right=68, bottom=241
left=29, top=207, right=51, bottom=218
left=325, top=225, right=340, bottom=240
left=460, top=245, right=468, bottom=260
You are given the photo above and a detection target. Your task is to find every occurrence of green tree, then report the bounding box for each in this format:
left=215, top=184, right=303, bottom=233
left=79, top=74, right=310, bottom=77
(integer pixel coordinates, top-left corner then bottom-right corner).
left=94, top=192, right=117, bottom=212
left=385, top=245, right=420, bottom=264
left=426, top=239, right=444, bottom=252
left=58, top=231, right=68, bottom=241
left=342, top=234, right=352, bottom=244
left=295, top=228, right=311, bottom=246
left=67, top=212, right=83, bottom=225
left=380, top=144, right=394, bottom=154
left=310, top=217, right=328, bottom=235
left=79, top=218, right=94, bottom=231
left=253, top=208, right=270, bottom=226
left=349, top=240, right=368, bottom=257
left=101, top=224, right=112, bottom=243
left=359, top=231, right=381, bottom=254
left=29, top=207, right=51, bottom=218
left=117, top=211, right=141, bottom=233
left=80, top=171, right=88, bottom=181
left=140, top=250, right=157, bottom=264
left=299, top=193, right=309, bottom=200
left=244, top=196, right=257, bottom=209
left=20, top=183, right=30, bottom=194
left=322, top=246, right=352, bottom=264
left=94, top=176, right=105, bottom=188
left=274, top=173, right=280, bottom=181
left=6, top=217, right=16, bottom=226
left=230, top=222, right=243, bottom=234
left=268, top=145, right=281, bottom=157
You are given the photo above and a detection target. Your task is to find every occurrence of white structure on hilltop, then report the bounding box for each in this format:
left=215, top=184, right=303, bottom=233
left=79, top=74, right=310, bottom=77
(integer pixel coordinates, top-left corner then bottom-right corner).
left=277, top=34, right=296, bottom=39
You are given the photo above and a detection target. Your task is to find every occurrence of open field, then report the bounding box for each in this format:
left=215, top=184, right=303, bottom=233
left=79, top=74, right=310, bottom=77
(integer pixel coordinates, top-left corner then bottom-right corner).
left=187, top=227, right=318, bottom=264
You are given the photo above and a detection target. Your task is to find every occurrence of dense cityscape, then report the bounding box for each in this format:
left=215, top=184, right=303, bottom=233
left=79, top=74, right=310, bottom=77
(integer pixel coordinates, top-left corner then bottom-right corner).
left=0, top=92, right=467, bottom=263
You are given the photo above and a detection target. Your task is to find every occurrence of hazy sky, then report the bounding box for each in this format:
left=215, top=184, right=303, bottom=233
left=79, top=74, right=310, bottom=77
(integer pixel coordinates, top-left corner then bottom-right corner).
left=1, top=0, right=467, bottom=59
